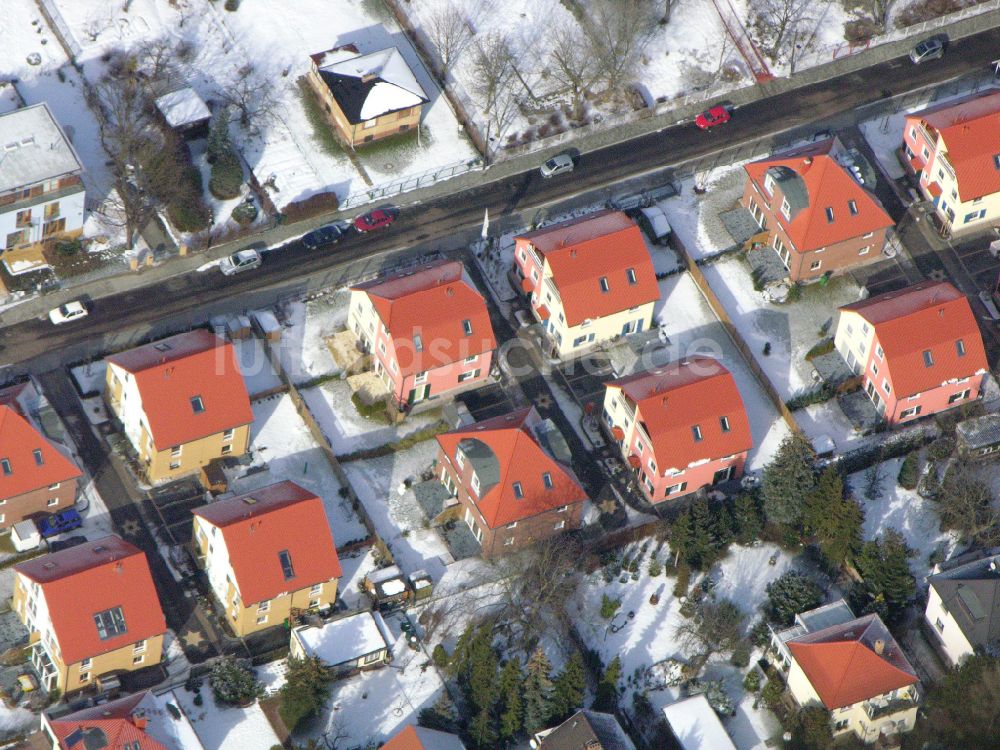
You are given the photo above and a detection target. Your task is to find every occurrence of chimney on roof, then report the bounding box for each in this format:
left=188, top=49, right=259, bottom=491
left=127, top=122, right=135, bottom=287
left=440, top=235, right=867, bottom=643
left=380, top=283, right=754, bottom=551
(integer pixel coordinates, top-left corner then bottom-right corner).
left=804, top=156, right=813, bottom=165
left=874, top=638, right=885, bottom=655
left=570, top=249, right=577, bottom=257
left=115, top=562, right=123, bottom=574
left=661, top=396, right=669, bottom=408
left=446, top=286, right=454, bottom=296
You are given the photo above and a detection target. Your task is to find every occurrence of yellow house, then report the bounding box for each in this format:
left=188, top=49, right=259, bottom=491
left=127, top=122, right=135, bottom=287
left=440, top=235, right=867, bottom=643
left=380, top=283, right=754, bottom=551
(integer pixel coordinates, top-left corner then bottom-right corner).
left=192, top=481, right=342, bottom=638
left=104, top=329, right=253, bottom=484
left=307, top=44, right=428, bottom=148
left=12, top=535, right=166, bottom=694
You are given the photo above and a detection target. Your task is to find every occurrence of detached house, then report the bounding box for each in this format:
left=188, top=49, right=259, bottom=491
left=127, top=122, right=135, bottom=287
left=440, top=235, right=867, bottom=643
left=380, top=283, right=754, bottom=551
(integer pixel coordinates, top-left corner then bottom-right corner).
left=834, top=280, right=988, bottom=425
left=0, top=103, right=85, bottom=278
left=192, top=481, right=342, bottom=637
left=603, top=358, right=752, bottom=503
left=902, top=89, right=1000, bottom=233
left=435, top=406, right=588, bottom=558
left=105, top=329, right=253, bottom=483
left=742, top=137, right=893, bottom=282
left=308, top=44, right=428, bottom=148
left=512, top=211, right=659, bottom=358
left=13, top=535, right=166, bottom=694
left=535, top=709, right=636, bottom=750
left=348, top=259, right=496, bottom=411
left=382, top=725, right=467, bottom=750
left=925, top=551, right=1000, bottom=667
left=0, top=382, right=81, bottom=531
left=768, top=600, right=919, bottom=745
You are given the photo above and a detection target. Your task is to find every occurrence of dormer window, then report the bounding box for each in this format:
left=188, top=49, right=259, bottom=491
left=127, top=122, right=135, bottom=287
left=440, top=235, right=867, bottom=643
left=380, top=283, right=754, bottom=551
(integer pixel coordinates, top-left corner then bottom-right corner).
left=848, top=199, right=858, bottom=215
left=956, top=339, right=966, bottom=357
left=626, top=268, right=637, bottom=285
left=780, top=197, right=790, bottom=220
left=94, top=607, right=127, bottom=640
left=513, top=481, right=524, bottom=499
left=413, top=334, right=423, bottom=352
left=32, top=449, right=43, bottom=466
left=599, top=277, right=610, bottom=293
left=692, top=425, right=703, bottom=442
left=923, top=350, right=934, bottom=367
left=825, top=207, right=835, bottom=223
left=190, top=396, right=205, bottom=414
left=542, top=472, right=553, bottom=489
left=462, top=319, right=473, bottom=336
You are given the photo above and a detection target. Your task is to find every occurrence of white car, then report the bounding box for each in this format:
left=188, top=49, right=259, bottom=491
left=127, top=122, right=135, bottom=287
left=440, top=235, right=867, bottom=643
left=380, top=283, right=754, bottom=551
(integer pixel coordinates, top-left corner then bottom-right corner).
left=48, top=301, right=88, bottom=325
left=540, top=153, right=574, bottom=178
left=219, top=249, right=262, bottom=276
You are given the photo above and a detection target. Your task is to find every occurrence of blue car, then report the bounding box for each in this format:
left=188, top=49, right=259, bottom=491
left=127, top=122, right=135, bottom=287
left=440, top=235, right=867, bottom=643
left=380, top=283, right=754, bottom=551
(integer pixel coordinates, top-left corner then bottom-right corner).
left=36, top=508, right=83, bottom=539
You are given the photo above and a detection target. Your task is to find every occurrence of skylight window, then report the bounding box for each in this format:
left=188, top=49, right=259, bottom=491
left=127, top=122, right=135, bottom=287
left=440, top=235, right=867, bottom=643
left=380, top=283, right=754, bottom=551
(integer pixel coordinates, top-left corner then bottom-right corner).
left=33, top=449, right=43, bottom=466
left=153, top=343, right=173, bottom=352
left=720, top=416, right=730, bottom=433
left=825, top=207, right=835, bottom=223
left=1, top=459, right=10, bottom=476
left=94, top=607, right=127, bottom=640
left=512, top=482, right=524, bottom=499
left=626, top=268, right=637, bottom=285
left=692, top=425, right=703, bottom=442
left=542, top=472, right=553, bottom=489
left=190, top=396, right=205, bottom=414
left=462, top=319, right=473, bottom=336
left=278, top=550, right=295, bottom=580
left=599, top=277, right=610, bottom=293
left=994, top=154, right=1000, bottom=170
left=848, top=199, right=858, bottom=215
left=923, top=350, right=934, bottom=367
left=413, top=334, right=423, bottom=352
left=956, top=339, right=966, bottom=357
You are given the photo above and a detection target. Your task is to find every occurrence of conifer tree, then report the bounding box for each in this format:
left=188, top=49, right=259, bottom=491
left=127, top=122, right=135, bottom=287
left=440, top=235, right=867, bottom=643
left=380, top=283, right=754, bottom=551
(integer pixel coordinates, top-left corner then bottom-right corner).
left=522, top=648, right=554, bottom=734
left=762, top=433, right=817, bottom=527
left=550, top=650, right=586, bottom=723
left=498, top=659, right=524, bottom=743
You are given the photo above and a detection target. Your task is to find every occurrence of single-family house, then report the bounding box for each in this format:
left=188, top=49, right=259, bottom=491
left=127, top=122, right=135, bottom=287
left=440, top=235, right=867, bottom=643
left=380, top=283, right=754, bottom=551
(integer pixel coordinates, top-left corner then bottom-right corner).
left=603, top=358, right=752, bottom=503
left=925, top=551, right=1000, bottom=667
left=662, top=695, right=737, bottom=750
left=767, top=600, right=919, bottom=745
left=308, top=44, right=428, bottom=148
left=0, top=103, right=86, bottom=278
left=382, top=725, right=467, bottom=750
left=192, top=481, right=342, bottom=637
left=512, top=210, right=659, bottom=358
left=435, top=406, right=588, bottom=558
left=834, top=280, right=988, bottom=425
left=0, top=382, right=81, bottom=531
left=348, top=259, right=496, bottom=411
left=534, top=709, right=636, bottom=750
left=902, top=89, right=1000, bottom=234
left=43, top=689, right=205, bottom=750
left=289, top=611, right=391, bottom=678
left=105, top=329, right=253, bottom=483
left=742, top=137, right=893, bottom=282
left=13, top=535, right=167, bottom=694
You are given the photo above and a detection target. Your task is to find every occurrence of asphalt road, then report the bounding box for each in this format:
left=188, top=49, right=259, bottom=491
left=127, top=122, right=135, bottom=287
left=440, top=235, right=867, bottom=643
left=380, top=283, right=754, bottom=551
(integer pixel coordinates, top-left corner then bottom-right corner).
left=6, top=27, right=1000, bottom=372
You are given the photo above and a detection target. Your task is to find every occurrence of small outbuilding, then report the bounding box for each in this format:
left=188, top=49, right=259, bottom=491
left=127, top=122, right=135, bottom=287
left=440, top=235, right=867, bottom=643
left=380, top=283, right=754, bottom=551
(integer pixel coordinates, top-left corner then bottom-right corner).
left=155, top=87, right=211, bottom=137
left=290, top=611, right=392, bottom=679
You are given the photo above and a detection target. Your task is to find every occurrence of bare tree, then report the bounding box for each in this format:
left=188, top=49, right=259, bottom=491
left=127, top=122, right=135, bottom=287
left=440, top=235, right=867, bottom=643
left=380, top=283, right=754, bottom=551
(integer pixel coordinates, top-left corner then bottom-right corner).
left=137, top=37, right=184, bottom=98
left=752, top=0, right=817, bottom=58
left=84, top=10, right=113, bottom=42
left=939, top=468, right=1000, bottom=547
left=470, top=32, right=519, bottom=146
left=585, top=0, right=658, bottom=92
left=662, top=0, right=679, bottom=24
left=674, top=598, right=746, bottom=670
left=218, top=65, right=280, bottom=133
left=425, top=1, right=473, bottom=72
left=867, top=0, right=899, bottom=29
left=547, top=26, right=599, bottom=118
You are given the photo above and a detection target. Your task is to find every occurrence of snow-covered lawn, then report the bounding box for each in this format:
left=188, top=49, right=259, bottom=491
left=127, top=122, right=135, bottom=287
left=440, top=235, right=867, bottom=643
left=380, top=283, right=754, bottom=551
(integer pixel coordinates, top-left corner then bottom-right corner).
left=654, top=272, right=791, bottom=471
left=302, top=379, right=444, bottom=455
left=232, top=338, right=281, bottom=397
left=173, top=688, right=281, bottom=750
left=277, top=293, right=349, bottom=385
left=228, top=393, right=369, bottom=546
left=342, top=441, right=453, bottom=581
left=848, top=456, right=958, bottom=582
left=0, top=703, right=36, bottom=739
left=338, top=545, right=382, bottom=609
left=70, top=360, right=108, bottom=396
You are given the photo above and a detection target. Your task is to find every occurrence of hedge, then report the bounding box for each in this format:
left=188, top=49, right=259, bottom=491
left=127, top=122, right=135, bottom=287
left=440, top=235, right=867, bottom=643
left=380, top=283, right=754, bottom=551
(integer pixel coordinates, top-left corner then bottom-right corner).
left=280, top=191, right=340, bottom=222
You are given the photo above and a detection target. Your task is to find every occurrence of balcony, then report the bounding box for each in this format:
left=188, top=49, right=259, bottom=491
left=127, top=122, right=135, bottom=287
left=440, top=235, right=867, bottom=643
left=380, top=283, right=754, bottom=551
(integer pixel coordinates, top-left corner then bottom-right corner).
left=864, top=688, right=918, bottom=720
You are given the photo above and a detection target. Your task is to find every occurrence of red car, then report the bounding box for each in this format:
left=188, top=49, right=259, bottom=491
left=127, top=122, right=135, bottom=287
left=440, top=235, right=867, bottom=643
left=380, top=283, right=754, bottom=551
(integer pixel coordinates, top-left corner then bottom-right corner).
left=695, top=105, right=731, bottom=130
left=353, top=208, right=397, bottom=233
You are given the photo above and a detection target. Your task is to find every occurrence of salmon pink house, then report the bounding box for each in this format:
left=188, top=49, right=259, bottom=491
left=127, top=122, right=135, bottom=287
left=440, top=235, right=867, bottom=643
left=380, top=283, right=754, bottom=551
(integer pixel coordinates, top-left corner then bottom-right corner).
left=834, top=281, right=988, bottom=425
left=602, top=358, right=752, bottom=503
left=348, top=260, right=496, bottom=411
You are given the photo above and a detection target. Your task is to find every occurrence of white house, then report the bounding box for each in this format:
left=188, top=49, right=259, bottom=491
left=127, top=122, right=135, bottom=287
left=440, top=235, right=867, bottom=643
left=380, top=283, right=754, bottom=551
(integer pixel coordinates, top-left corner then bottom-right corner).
left=925, top=551, right=1000, bottom=667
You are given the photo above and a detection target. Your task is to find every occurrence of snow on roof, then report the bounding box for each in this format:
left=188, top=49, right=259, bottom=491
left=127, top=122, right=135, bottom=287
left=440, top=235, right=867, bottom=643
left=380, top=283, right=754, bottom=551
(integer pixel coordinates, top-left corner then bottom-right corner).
left=662, top=696, right=737, bottom=750
left=155, top=87, right=211, bottom=129
left=0, top=103, right=83, bottom=193
left=293, top=611, right=389, bottom=667
left=639, top=206, right=672, bottom=238
left=319, top=47, right=428, bottom=121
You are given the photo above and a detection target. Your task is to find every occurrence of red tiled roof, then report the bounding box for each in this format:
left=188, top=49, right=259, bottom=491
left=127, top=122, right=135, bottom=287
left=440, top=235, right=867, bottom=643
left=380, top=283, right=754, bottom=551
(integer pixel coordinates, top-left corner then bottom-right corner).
left=911, top=89, right=1000, bottom=201
left=436, top=407, right=588, bottom=528
left=514, top=211, right=659, bottom=327
left=607, top=357, right=752, bottom=472
left=15, top=536, right=166, bottom=665
left=0, top=405, right=80, bottom=501
left=381, top=725, right=467, bottom=750
left=840, top=281, right=987, bottom=397
left=107, top=329, right=252, bottom=451
left=351, top=260, right=496, bottom=378
left=744, top=138, right=893, bottom=254
left=192, top=481, right=342, bottom=605
left=49, top=692, right=171, bottom=750
left=787, top=614, right=918, bottom=709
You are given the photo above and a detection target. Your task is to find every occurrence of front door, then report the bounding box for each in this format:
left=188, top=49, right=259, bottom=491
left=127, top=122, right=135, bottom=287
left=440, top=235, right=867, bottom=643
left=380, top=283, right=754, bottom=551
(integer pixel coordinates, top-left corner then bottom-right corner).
left=712, top=466, right=733, bottom=484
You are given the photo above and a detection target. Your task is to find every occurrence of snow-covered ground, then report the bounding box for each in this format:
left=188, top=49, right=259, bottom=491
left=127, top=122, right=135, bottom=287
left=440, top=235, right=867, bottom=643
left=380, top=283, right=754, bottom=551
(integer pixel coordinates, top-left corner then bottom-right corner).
left=227, top=393, right=369, bottom=546
left=173, top=687, right=280, bottom=750
left=277, top=293, right=349, bottom=385
left=654, top=272, right=791, bottom=471
left=70, top=360, right=108, bottom=396
left=338, top=545, right=382, bottom=609
left=0, top=703, right=36, bottom=739
left=342, top=441, right=454, bottom=581
left=231, top=338, right=282, bottom=397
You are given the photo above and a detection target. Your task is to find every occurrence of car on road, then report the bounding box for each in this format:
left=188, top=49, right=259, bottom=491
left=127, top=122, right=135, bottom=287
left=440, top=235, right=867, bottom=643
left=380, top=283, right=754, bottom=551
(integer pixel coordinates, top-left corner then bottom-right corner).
left=302, top=222, right=347, bottom=250
left=540, top=152, right=575, bottom=178
left=48, top=301, right=88, bottom=325
left=909, top=38, right=944, bottom=64
left=695, top=105, right=731, bottom=129
left=353, top=208, right=397, bottom=233
left=219, top=248, right=262, bottom=275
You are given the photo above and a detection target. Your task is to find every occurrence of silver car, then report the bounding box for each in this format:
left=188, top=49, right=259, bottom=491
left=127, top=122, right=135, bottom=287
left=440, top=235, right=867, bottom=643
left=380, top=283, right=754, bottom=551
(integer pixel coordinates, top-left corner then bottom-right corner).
left=540, top=153, right=574, bottom=178
left=909, top=38, right=944, bottom=64
left=219, top=248, right=262, bottom=275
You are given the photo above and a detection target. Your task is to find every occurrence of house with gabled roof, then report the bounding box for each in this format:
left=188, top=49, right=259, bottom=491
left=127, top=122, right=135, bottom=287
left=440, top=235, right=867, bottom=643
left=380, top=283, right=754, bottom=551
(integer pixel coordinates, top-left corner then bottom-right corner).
left=308, top=44, right=428, bottom=148
left=512, top=210, right=660, bottom=358
left=192, top=480, right=342, bottom=637
left=602, top=357, right=752, bottom=503
left=348, top=259, right=496, bottom=412
left=381, top=725, right=467, bottom=750
left=767, top=599, right=919, bottom=745
left=902, top=89, right=1000, bottom=234
left=104, top=329, right=253, bottom=483
left=12, top=535, right=166, bottom=694
left=435, top=406, right=587, bottom=557
left=925, top=550, right=1000, bottom=667
left=742, top=137, right=893, bottom=282
left=534, top=709, right=636, bottom=750
left=0, top=382, right=81, bottom=531
left=43, top=689, right=205, bottom=750
left=834, top=280, right=988, bottom=425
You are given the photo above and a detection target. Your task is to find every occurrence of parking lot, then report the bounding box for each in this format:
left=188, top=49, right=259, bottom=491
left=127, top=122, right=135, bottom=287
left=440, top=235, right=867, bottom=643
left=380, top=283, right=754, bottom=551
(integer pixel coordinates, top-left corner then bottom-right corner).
left=146, top=478, right=207, bottom=546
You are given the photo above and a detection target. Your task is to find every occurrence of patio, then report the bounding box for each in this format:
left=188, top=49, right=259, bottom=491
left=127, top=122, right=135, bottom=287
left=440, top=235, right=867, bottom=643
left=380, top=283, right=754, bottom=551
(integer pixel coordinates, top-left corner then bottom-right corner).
left=838, top=390, right=883, bottom=434
left=719, top=206, right=762, bottom=247
left=412, top=480, right=454, bottom=525
left=746, top=245, right=790, bottom=286
left=346, top=371, right=391, bottom=406
left=327, top=330, right=368, bottom=375
left=811, top=351, right=854, bottom=386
